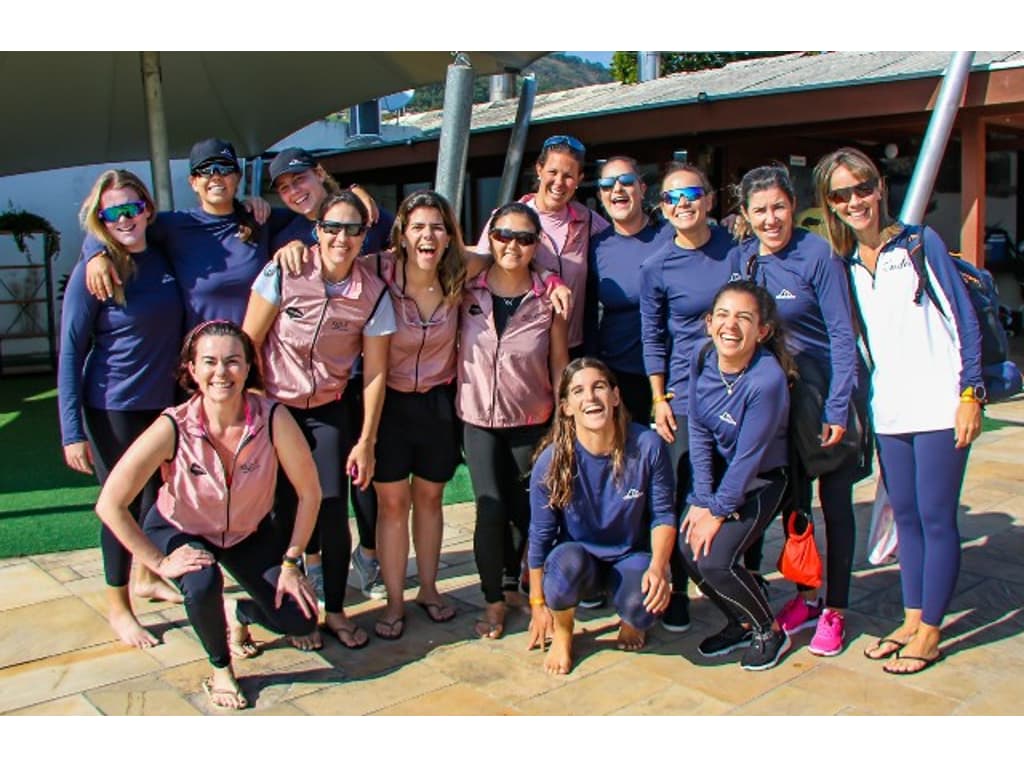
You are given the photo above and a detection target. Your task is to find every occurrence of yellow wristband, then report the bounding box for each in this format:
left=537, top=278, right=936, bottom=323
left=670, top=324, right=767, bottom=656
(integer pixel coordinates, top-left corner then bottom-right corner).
left=529, top=597, right=546, bottom=606
left=653, top=393, right=674, bottom=405
left=281, top=560, right=299, bottom=570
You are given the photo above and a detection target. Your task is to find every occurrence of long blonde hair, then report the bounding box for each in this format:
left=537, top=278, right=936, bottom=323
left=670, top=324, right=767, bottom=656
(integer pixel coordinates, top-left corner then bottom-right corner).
left=534, top=358, right=630, bottom=510
left=79, top=169, right=156, bottom=305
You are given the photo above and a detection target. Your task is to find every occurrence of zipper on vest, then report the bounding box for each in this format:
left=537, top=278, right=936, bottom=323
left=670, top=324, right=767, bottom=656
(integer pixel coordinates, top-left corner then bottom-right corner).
left=201, top=425, right=259, bottom=548
left=307, top=301, right=330, bottom=408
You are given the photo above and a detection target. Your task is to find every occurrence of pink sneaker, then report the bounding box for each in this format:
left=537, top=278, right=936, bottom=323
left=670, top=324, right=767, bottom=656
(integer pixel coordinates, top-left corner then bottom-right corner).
left=808, top=609, right=846, bottom=656
left=775, top=595, right=823, bottom=633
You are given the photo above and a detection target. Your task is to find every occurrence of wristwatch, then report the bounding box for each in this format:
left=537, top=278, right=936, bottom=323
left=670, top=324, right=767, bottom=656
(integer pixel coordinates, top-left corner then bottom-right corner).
left=282, top=554, right=302, bottom=568
left=960, top=384, right=987, bottom=404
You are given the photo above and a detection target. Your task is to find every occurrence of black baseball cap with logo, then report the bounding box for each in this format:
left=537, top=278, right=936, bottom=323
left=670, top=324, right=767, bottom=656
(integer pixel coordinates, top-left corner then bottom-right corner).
left=269, top=148, right=317, bottom=184
left=189, top=138, right=240, bottom=174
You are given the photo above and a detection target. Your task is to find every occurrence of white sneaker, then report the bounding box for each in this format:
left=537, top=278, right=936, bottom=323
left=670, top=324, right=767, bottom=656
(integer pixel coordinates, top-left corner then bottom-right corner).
left=352, top=547, right=387, bottom=600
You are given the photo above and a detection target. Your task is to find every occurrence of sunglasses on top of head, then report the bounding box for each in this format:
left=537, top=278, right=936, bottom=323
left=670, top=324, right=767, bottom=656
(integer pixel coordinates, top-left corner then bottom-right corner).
left=318, top=220, right=366, bottom=236
left=489, top=228, right=539, bottom=246
left=97, top=200, right=147, bottom=223
left=542, top=135, right=586, bottom=155
left=826, top=178, right=879, bottom=205
left=659, top=186, right=706, bottom=205
left=193, top=162, right=239, bottom=178
left=597, top=173, right=638, bottom=190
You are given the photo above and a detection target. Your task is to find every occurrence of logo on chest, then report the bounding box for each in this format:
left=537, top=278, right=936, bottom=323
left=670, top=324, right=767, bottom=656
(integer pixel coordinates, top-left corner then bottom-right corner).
left=881, top=255, right=911, bottom=272
left=719, top=411, right=737, bottom=426
left=237, top=460, right=260, bottom=475
left=284, top=307, right=303, bottom=319
left=623, top=488, right=644, bottom=500
left=189, top=462, right=207, bottom=476
left=775, top=288, right=796, bottom=300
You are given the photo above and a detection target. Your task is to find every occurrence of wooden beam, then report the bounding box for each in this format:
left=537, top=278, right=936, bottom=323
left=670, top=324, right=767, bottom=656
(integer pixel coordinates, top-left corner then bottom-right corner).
left=960, top=114, right=986, bottom=267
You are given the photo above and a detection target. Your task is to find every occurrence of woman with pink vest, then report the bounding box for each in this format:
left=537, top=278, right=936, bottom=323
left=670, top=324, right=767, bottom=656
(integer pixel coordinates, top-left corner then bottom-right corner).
left=475, top=135, right=609, bottom=358
left=243, top=191, right=395, bottom=651
left=95, top=320, right=322, bottom=710
left=460, top=201, right=570, bottom=639
left=368, top=191, right=467, bottom=640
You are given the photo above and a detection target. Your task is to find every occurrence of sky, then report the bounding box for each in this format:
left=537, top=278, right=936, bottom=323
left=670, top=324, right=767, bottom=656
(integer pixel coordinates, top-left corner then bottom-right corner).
left=564, top=51, right=614, bottom=68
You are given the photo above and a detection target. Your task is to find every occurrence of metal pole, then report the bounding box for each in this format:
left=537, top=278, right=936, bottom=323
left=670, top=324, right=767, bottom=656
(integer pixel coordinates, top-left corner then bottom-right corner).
left=140, top=52, right=174, bottom=211
left=899, top=51, right=975, bottom=225
left=496, top=73, right=537, bottom=208
left=638, top=52, right=661, bottom=82
left=434, top=53, right=475, bottom=214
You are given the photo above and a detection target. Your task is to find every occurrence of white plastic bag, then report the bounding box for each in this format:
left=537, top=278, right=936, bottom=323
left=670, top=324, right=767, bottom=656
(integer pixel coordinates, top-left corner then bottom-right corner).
left=867, top=478, right=899, bottom=565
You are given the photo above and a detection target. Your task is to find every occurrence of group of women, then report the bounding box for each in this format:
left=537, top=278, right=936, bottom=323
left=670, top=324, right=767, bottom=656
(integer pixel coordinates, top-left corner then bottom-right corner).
left=57, top=133, right=983, bottom=707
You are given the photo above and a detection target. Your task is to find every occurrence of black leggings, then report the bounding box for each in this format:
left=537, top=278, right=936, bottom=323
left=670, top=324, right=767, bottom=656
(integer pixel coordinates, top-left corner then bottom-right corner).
left=343, top=376, right=378, bottom=551
left=144, top=512, right=317, bottom=668
left=83, top=407, right=162, bottom=588
left=611, top=369, right=653, bottom=427
left=463, top=422, right=548, bottom=604
left=275, top=398, right=354, bottom=614
left=666, top=415, right=692, bottom=604
left=790, top=459, right=857, bottom=609
left=681, top=471, right=788, bottom=632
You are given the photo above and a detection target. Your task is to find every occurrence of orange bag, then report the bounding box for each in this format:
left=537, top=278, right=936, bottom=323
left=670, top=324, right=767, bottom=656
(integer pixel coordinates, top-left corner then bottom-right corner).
left=777, top=510, right=823, bottom=587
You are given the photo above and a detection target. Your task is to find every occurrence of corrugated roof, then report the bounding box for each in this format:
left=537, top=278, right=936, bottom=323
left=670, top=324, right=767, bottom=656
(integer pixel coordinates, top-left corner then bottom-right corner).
left=397, top=51, right=1024, bottom=137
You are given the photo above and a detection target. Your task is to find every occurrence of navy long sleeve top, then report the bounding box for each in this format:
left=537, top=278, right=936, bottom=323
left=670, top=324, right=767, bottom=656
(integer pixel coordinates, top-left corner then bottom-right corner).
left=58, top=246, right=183, bottom=445
left=640, top=226, right=740, bottom=415
left=584, top=217, right=673, bottom=374
left=735, top=228, right=857, bottom=426
left=687, top=346, right=789, bottom=519
left=528, top=423, right=677, bottom=568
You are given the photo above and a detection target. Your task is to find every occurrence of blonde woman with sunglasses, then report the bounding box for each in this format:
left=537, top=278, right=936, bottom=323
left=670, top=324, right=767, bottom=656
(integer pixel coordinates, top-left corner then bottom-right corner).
left=242, top=191, right=395, bottom=651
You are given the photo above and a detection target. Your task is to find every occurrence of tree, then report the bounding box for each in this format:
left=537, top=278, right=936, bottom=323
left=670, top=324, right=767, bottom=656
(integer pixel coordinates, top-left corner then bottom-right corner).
left=611, top=52, right=788, bottom=84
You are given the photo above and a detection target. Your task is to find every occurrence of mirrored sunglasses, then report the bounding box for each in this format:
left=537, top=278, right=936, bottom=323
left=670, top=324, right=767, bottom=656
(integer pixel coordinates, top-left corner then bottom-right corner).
left=597, top=173, right=638, bottom=190
left=318, top=220, right=366, bottom=236
left=827, top=178, right=879, bottom=205
left=97, top=200, right=147, bottom=223
left=489, top=228, right=539, bottom=246
left=193, top=162, right=239, bottom=178
left=659, top=186, right=706, bottom=205
left=542, top=135, right=586, bottom=155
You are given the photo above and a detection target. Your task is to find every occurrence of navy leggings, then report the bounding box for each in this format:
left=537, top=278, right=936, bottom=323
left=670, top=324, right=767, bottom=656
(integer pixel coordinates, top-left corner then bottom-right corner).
left=876, top=429, right=969, bottom=626
left=84, top=407, right=162, bottom=588
left=344, top=376, right=379, bottom=552
left=275, top=398, right=354, bottom=614
left=666, top=416, right=692, bottom=604
left=680, top=472, right=788, bottom=632
left=144, top=513, right=317, bottom=668
left=543, top=543, right=657, bottom=630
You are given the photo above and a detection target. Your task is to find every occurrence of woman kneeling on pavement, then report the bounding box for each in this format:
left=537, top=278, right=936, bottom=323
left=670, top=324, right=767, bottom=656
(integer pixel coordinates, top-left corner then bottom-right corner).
left=680, top=280, right=796, bottom=671
left=526, top=358, right=676, bottom=675
left=95, top=320, right=321, bottom=710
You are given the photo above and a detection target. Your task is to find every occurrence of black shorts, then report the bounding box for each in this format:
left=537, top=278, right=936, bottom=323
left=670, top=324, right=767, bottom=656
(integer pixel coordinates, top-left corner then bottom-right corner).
left=374, top=384, right=460, bottom=484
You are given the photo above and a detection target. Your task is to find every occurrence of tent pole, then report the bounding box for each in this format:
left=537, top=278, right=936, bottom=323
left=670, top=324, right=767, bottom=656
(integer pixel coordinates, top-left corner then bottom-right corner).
left=899, top=51, right=975, bottom=226
left=496, top=73, right=537, bottom=208
left=435, top=53, right=475, bottom=215
left=141, top=52, right=174, bottom=211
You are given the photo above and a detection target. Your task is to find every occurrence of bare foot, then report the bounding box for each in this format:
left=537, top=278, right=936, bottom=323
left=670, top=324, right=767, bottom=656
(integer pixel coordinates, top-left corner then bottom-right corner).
left=616, top=622, right=646, bottom=651
left=109, top=607, right=160, bottom=649
left=545, top=631, right=573, bottom=675
left=325, top=614, right=369, bottom=649
left=864, top=625, right=918, bottom=661
left=134, top=578, right=184, bottom=604
left=203, top=666, right=247, bottom=710
left=474, top=601, right=506, bottom=640
left=288, top=630, right=323, bottom=651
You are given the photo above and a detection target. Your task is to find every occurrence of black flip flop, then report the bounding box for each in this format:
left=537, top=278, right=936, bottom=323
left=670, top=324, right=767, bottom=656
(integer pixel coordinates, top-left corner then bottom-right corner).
left=883, top=650, right=944, bottom=675
left=863, top=636, right=905, bottom=660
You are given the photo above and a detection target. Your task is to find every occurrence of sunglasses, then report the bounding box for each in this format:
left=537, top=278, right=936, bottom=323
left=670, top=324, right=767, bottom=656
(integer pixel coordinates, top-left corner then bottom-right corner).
left=827, top=178, right=879, bottom=204
left=597, top=173, right=638, bottom=190
left=193, top=162, right=239, bottom=178
left=542, top=135, right=586, bottom=155
left=660, top=186, right=706, bottom=205
left=490, top=228, right=539, bottom=246
left=318, top=220, right=367, bottom=236
left=97, top=200, right=147, bottom=223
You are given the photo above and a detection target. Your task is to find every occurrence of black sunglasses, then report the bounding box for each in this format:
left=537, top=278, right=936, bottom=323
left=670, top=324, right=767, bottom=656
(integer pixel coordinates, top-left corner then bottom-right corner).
left=193, top=162, right=239, bottom=178
left=318, top=220, right=367, bottom=236
left=597, top=173, right=638, bottom=190
left=827, top=178, right=879, bottom=204
left=490, top=228, right=539, bottom=246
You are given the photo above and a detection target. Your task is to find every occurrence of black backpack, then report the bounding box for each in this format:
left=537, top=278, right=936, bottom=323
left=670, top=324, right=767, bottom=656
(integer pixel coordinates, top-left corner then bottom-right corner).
left=904, top=225, right=1022, bottom=401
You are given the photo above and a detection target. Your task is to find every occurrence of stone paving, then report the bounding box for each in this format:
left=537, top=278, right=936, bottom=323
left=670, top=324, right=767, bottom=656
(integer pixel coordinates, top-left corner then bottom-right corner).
left=2, top=398, right=1023, bottom=716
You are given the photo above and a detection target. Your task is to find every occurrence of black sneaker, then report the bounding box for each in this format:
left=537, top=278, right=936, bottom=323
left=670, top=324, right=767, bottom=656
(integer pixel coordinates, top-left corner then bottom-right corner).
left=740, top=628, right=792, bottom=671
left=578, top=593, right=606, bottom=609
left=698, top=622, right=754, bottom=657
left=661, top=593, right=691, bottom=633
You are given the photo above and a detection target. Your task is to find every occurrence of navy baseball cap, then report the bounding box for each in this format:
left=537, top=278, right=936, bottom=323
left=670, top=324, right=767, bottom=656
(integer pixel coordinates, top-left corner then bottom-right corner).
left=189, top=138, right=239, bottom=174
left=269, top=148, right=317, bottom=184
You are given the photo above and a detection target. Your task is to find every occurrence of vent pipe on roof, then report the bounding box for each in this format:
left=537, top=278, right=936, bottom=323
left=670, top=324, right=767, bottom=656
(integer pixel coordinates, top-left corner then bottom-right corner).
left=638, top=52, right=661, bottom=82
left=490, top=70, right=517, bottom=101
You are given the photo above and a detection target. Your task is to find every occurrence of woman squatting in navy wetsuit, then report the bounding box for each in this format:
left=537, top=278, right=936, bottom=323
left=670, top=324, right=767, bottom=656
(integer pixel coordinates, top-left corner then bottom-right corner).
left=95, top=321, right=321, bottom=710
left=681, top=280, right=796, bottom=671
left=243, top=191, right=394, bottom=651
left=640, top=162, right=742, bottom=634
left=59, top=170, right=185, bottom=648
left=734, top=165, right=861, bottom=657
left=527, top=358, right=676, bottom=675
left=814, top=147, right=983, bottom=675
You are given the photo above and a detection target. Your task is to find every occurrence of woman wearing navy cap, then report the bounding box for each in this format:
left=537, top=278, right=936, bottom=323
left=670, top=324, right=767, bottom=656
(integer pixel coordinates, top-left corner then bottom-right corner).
left=814, top=147, right=983, bottom=674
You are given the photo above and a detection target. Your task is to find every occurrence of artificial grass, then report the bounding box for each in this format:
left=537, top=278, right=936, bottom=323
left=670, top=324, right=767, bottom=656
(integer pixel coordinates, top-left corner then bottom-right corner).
left=0, top=374, right=476, bottom=559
